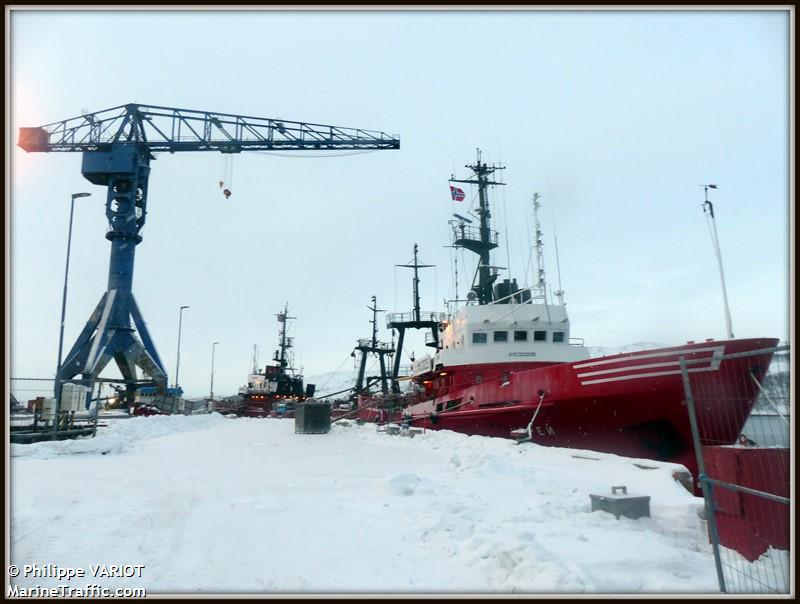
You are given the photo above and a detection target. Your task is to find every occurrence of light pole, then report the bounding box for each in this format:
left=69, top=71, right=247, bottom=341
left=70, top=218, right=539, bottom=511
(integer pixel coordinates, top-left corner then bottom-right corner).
left=55, top=192, right=92, bottom=406
left=701, top=184, right=734, bottom=339
left=174, top=305, right=190, bottom=390
left=210, top=341, right=220, bottom=403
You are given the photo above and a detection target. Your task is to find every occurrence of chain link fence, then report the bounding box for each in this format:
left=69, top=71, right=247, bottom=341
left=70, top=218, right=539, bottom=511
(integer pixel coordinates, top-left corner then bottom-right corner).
left=681, top=345, right=791, bottom=594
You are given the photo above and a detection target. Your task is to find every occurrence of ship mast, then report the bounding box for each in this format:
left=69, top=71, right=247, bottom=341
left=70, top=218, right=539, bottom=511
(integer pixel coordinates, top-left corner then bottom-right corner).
left=387, top=244, right=440, bottom=392
left=252, top=344, right=259, bottom=374
left=450, top=148, right=505, bottom=305
left=274, top=302, right=295, bottom=372
left=400, top=244, right=434, bottom=323
left=353, top=295, right=395, bottom=395
left=369, top=296, right=382, bottom=349
left=531, top=193, right=547, bottom=302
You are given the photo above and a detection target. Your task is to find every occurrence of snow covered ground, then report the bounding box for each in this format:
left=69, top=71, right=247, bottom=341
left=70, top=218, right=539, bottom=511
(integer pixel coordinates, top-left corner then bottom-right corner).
left=9, top=415, right=788, bottom=595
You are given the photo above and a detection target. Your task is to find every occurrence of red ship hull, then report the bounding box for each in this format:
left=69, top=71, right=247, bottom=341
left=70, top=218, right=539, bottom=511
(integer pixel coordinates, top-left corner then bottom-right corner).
left=358, top=338, right=777, bottom=482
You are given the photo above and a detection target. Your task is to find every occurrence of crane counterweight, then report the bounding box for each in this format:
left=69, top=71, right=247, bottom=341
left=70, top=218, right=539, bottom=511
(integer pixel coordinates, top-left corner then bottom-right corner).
left=17, top=127, right=50, bottom=153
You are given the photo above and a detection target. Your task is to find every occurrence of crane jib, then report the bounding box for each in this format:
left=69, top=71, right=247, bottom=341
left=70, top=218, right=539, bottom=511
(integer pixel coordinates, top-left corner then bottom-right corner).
left=18, top=128, right=401, bottom=153
left=17, top=104, right=400, bottom=153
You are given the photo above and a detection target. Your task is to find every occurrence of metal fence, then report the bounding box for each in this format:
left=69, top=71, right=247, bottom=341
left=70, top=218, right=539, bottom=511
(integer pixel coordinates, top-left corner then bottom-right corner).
left=9, top=378, right=119, bottom=409
left=680, top=345, right=791, bottom=594
left=9, top=378, right=207, bottom=416
left=10, top=377, right=57, bottom=405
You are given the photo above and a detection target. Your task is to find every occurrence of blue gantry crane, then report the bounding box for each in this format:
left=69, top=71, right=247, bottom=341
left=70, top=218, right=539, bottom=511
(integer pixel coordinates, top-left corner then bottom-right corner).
left=18, top=103, right=400, bottom=409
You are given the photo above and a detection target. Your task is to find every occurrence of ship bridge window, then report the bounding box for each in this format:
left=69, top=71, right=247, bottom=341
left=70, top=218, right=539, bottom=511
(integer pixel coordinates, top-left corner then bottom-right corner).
left=446, top=398, right=462, bottom=410
left=534, top=330, right=547, bottom=342
left=472, top=332, right=487, bottom=344
left=553, top=331, right=565, bottom=343
left=493, top=331, right=508, bottom=342
left=514, top=330, right=528, bottom=342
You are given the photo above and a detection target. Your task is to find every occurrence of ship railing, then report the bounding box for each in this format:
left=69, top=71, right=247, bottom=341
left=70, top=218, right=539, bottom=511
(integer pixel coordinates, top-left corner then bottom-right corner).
left=240, top=386, right=273, bottom=394
left=356, top=338, right=395, bottom=352
left=451, top=224, right=499, bottom=247
left=395, top=364, right=413, bottom=376
left=386, top=311, right=446, bottom=326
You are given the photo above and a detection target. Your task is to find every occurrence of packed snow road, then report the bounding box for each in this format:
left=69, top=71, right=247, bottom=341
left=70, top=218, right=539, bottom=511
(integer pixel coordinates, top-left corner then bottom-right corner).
left=11, top=414, right=721, bottom=594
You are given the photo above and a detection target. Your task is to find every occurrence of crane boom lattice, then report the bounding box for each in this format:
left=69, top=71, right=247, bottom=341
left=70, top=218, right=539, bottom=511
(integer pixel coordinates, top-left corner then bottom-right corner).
left=19, top=103, right=400, bottom=153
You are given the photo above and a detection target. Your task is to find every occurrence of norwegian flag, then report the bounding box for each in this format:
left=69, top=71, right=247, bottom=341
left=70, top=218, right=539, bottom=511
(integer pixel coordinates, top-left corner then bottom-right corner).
left=450, top=185, right=465, bottom=202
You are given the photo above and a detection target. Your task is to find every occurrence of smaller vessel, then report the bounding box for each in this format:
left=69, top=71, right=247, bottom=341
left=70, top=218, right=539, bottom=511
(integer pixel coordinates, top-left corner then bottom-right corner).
left=237, top=304, right=315, bottom=417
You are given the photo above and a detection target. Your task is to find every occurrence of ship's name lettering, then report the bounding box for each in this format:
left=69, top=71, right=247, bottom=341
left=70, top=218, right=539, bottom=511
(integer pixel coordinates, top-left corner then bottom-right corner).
left=535, top=424, right=556, bottom=436
left=509, top=352, right=537, bottom=357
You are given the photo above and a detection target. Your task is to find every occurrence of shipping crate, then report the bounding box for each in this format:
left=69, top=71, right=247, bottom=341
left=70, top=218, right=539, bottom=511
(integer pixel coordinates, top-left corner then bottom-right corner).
left=590, top=486, right=651, bottom=520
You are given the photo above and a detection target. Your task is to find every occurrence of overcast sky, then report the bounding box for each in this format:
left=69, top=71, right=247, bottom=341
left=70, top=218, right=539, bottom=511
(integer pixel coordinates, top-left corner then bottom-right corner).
left=8, top=8, right=791, bottom=398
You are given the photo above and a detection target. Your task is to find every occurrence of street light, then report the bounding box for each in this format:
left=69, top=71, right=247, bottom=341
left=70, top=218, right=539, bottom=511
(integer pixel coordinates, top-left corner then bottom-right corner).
left=55, top=192, right=92, bottom=405
left=210, top=342, right=220, bottom=403
left=700, top=184, right=734, bottom=339
left=174, top=305, right=190, bottom=390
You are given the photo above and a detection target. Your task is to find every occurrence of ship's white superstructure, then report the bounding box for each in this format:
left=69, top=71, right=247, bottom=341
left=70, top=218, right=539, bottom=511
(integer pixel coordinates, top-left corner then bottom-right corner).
left=412, top=301, right=590, bottom=375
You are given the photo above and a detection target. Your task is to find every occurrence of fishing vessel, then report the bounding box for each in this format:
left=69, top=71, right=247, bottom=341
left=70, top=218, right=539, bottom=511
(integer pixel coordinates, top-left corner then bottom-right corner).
left=237, top=304, right=315, bottom=418
left=357, top=150, right=777, bottom=481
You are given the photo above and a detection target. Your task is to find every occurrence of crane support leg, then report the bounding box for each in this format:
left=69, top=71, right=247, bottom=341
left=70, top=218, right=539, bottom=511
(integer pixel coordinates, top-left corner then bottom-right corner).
left=56, top=145, right=168, bottom=408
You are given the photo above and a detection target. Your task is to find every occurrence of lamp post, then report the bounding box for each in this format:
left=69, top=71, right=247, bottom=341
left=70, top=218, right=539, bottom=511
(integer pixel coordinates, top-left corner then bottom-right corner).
left=55, top=192, right=92, bottom=406
left=701, top=184, right=734, bottom=339
left=210, top=341, right=219, bottom=403
left=174, top=305, right=190, bottom=390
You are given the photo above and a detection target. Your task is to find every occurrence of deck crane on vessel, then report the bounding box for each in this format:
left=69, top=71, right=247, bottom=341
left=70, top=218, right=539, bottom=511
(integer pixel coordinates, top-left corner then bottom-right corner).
left=386, top=244, right=443, bottom=393
left=353, top=295, right=395, bottom=396
left=18, top=103, right=400, bottom=409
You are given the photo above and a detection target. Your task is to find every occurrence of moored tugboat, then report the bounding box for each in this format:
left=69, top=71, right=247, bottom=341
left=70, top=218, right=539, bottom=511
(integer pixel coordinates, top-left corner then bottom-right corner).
left=238, top=304, right=315, bottom=418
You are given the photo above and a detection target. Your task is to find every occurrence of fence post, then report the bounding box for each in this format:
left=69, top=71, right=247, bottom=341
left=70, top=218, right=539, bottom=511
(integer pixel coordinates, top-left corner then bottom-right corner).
left=680, top=356, right=727, bottom=593
left=92, top=381, right=100, bottom=437
left=51, top=379, right=61, bottom=441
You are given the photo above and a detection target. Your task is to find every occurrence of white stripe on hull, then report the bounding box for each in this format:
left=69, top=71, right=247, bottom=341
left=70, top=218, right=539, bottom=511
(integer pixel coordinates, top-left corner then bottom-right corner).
left=572, top=345, right=724, bottom=370
left=575, top=345, right=725, bottom=386
left=580, top=366, right=716, bottom=386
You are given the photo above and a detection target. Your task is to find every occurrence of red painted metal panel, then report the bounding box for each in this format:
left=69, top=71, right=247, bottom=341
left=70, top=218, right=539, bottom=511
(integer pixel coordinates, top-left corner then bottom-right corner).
left=703, top=446, right=790, bottom=561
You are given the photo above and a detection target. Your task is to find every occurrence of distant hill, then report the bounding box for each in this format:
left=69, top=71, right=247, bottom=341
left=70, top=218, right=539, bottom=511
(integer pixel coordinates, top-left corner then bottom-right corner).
left=586, top=343, right=669, bottom=358
left=306, top=370, right=381, bottom=398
